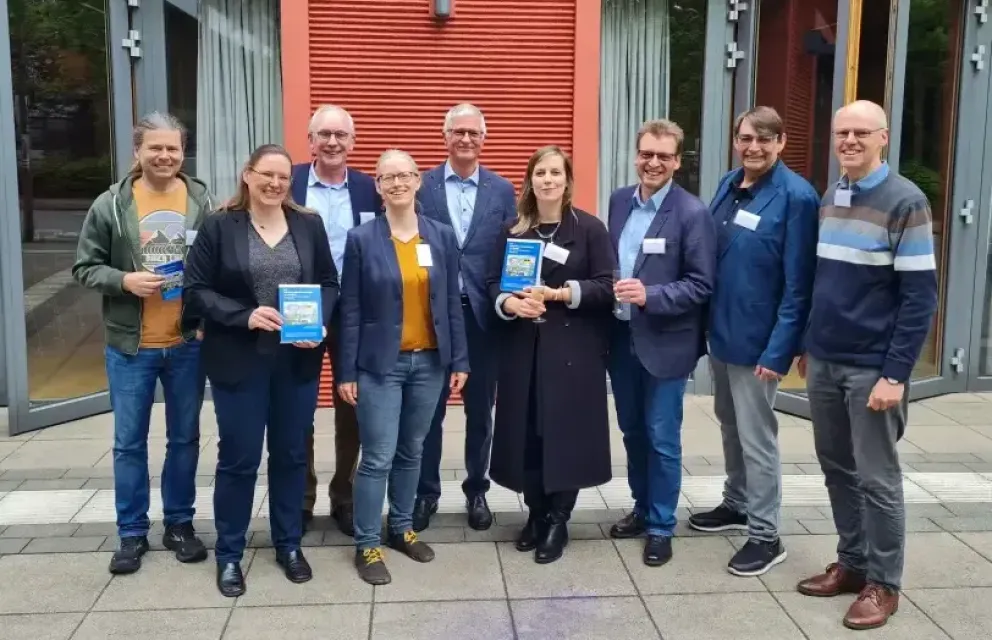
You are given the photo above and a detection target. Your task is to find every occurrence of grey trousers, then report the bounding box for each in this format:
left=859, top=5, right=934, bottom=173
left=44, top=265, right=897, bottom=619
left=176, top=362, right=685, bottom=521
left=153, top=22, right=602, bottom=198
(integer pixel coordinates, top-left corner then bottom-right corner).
left=711, top=357, right=781, bottom=542
left=806, top=355, right=907, bottom=590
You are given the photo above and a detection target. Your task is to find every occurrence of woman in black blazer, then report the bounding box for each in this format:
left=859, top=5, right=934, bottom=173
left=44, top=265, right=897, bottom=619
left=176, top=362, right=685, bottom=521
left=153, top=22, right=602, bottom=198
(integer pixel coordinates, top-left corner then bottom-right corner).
left=184, top=144, right=338, bottom=597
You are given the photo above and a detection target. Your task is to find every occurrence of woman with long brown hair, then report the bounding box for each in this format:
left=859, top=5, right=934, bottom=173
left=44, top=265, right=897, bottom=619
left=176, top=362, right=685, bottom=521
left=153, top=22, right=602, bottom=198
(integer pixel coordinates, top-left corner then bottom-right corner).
left=486, top=145, right=616, bottom=564
left=184, top=144, right=338, bottom=597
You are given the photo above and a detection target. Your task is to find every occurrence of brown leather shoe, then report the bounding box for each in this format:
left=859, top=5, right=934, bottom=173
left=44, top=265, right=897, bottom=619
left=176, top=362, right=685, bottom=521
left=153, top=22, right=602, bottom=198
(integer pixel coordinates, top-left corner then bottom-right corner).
left=844, top=583, right=899, bottom=630
left=797, top=563, right=867, bottom=597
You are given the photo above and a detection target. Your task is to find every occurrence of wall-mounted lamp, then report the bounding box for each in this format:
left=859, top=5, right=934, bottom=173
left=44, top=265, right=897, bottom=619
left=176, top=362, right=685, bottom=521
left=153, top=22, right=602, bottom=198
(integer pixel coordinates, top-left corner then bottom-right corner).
left=431, top=0, right=454, bottom=20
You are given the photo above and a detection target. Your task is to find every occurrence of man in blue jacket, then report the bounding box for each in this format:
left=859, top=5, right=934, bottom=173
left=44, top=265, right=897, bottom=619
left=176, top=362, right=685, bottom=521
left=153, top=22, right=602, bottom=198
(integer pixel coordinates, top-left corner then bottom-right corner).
left=412, top=103, right=517, bottom=532
left=292, top=104, right=382, bottom=537
left=689, top=106, right=819, bottom=577
left=607, top=119, right=717, bottom=567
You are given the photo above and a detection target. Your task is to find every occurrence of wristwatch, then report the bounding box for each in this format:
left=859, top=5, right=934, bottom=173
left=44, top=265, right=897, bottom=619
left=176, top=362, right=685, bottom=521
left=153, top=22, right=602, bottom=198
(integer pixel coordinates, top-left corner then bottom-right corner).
left=884, top=377, right=901, bottom=385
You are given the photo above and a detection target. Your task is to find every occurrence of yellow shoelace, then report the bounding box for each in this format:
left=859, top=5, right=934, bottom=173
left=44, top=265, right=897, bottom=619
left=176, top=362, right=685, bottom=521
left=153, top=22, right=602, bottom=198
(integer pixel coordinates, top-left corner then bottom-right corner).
left=363, top=547, right=385, bottom=564
left=403, top=531, right=419, bottom=545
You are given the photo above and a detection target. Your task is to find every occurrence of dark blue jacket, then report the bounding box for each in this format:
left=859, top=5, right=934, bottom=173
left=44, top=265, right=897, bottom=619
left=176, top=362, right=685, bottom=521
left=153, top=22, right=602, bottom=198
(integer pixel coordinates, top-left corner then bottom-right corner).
left=336, top=215, right=469, bottom=382
left=289, top=163, right=382, bottom=225
left=608, top=183, right=717, bottom=380
left=707, top=162, right=820, bottom=374
left=416, top=163, right=517, bottom=330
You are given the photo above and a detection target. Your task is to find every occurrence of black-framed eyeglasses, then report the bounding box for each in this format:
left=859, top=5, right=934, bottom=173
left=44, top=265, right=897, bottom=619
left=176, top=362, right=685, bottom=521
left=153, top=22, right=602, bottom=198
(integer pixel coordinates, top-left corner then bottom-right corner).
left=377, top=171, right=418, bottom=186
left=637, top=151, right=678, bottom=163
left=735, top=134, right=779, bottom=146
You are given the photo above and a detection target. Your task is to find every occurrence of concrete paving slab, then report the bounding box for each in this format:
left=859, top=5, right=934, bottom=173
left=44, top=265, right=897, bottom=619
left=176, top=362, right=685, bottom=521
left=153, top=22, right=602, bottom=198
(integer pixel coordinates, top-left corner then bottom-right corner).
left=371, top=600, right=514, bottom=640
left=0, top=553, right=111, bottom=613
left=498, top=540, right=636, bottom=599
left=643, top=592, right=806, bottom=640
left=903, top=533, right=992, bottom=589
left=512, top=596, right=660, bottom=640
left=224, top=604, right=370, bottom=640
left=773, top=591, right=951, bottom=639
left=614, top=536, right=766, bottom=595
left=235, top=547, right=371, bottom=607
left=374, top=541, right=504, bottom=603
left=72, top=608, right=230, bottom=640
left=907, top=588, right=992, bottom=639
left=0, top=613, right=84, bottom=640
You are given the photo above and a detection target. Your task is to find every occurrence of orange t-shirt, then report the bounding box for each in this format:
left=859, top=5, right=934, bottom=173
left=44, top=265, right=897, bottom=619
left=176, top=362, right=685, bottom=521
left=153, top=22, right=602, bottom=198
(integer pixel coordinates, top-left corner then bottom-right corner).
left=134, top=180, right=188, bottom=348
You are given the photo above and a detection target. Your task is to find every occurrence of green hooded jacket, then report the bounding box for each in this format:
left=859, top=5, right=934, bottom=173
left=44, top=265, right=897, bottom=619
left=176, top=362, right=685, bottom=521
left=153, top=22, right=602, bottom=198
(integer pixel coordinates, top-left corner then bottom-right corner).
left=72, top=172, right=215, bottom=355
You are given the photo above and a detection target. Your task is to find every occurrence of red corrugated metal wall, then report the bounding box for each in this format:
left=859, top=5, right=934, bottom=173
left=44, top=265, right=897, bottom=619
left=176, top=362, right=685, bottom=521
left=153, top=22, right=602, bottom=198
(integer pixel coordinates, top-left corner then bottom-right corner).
left=307, top=0, right=579, bottom=407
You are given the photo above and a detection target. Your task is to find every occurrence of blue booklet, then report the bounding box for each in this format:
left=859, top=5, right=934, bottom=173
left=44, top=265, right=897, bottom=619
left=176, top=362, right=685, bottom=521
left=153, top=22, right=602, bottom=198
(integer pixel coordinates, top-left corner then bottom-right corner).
left=278, top=284, right=324, bottom=343
left=499, top=238, right=544, bottom=292
left=153, top=259, right=184, bottom=301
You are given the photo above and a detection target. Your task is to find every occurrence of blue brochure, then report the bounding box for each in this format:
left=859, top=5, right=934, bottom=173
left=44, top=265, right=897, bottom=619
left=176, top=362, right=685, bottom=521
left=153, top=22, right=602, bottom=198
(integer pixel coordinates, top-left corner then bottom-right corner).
left=500, top=238, right=544, bottom=292
left=153, top=259, right=184, bottom=301
left=278, top=284, right=324, bottom=343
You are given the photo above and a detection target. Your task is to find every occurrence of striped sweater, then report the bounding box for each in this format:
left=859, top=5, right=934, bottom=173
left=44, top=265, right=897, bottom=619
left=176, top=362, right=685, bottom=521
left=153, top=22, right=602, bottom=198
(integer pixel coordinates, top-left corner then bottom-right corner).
left=804, top=163, right=938, bottom=382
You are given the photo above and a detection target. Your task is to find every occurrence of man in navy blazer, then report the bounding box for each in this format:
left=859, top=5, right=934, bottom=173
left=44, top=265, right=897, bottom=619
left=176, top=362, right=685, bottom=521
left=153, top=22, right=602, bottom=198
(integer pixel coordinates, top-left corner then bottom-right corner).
left=412, top=103, right=517, bottom=532
left=291, top=105, right=383, bottom=537
left=688, top=107, right=819, bottom=577
left=607, top=119, right=717, bottom=567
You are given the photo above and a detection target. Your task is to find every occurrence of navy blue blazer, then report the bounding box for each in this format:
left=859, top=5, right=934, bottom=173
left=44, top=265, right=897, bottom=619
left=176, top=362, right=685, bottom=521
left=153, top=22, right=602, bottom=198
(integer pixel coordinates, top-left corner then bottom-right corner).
left=336, top=215, right=470, bottom=382
left=608, top=183, right=717, bottom=380
left=289, top=163, right=383, bottom=226
left=416, top=163, right=517, bottom=330
left=707, top=162, right=820, bottom=374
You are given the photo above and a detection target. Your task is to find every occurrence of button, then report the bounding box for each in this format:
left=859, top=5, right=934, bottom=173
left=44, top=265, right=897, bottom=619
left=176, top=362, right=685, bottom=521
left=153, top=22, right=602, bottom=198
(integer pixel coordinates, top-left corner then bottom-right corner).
left=564, top=322, right=570, bottom=327
left=566, top=361, right=572, bottom=367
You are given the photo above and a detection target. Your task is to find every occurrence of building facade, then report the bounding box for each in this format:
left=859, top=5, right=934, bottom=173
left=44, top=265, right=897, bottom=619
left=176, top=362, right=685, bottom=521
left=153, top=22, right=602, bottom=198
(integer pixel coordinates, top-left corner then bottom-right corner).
left=0, top=0, right=989, bottom=434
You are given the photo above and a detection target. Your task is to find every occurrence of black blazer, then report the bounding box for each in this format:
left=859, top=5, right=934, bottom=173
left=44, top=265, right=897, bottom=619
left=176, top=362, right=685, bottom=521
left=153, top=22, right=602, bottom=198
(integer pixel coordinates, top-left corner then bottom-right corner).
left=183, top=207, right=339, bottom=386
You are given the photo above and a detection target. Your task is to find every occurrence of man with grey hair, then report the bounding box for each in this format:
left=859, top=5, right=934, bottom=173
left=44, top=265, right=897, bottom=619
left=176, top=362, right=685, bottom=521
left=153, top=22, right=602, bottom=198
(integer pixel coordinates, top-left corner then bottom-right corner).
left=73, top=112, right=214, bottom=575
left=413, top=103, right=517, bottom=532
left=690, top=106, right=819, bottom=578
left=291, top=104, right=382, bottom=537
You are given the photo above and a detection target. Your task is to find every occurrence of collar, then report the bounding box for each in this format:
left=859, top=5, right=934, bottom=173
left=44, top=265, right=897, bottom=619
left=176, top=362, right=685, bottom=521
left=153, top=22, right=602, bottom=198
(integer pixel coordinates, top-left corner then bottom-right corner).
left=732, top=161, right=777, bottom=197
left=308, top=163, right=349, bottom=189
left=839, top=161, right=889, bottom=192
left=633, top=180, right=673, bottom=212
left=444, top=160, right=480, bottom=185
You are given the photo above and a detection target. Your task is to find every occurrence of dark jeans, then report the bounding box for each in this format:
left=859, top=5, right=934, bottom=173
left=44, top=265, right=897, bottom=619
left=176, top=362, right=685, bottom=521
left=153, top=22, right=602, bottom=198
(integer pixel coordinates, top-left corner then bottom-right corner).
left=418, top=301, right=496, bottom=501
left=105, top=341, right=204, bottom=539
left=212, top=349, right=319, bottom=564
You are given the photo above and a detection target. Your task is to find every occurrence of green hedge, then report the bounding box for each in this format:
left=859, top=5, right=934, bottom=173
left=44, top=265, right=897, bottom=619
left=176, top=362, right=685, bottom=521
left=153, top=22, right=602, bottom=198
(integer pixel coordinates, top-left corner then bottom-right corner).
left=30, top=155, right=113, bottom=199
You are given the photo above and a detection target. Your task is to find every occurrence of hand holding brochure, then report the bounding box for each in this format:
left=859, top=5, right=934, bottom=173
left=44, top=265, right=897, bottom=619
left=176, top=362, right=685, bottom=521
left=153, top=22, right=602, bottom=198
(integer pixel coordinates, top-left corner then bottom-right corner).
left=278, top=284, right=323, bottom=343
left=499, top=239, right=544, bottom=293
left=153, top=259, right=184, bottom=301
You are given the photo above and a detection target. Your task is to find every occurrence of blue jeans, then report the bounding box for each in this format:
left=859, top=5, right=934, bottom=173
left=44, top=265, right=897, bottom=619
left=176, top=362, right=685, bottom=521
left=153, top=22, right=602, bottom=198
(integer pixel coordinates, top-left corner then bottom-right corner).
left=105, top=341, right=205, bottom=539
left=609, top=331, right=687, bottom=537
left=354, top=350, right=446, bottom=550
left=211, top=349, right=319, bottom=564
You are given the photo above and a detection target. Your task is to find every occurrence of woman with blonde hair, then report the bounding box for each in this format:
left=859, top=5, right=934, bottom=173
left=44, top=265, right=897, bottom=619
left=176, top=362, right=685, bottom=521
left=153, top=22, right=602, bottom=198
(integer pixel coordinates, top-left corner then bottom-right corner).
left=184, top=143, right=338, bottom=597
left=486, top=145, right=616, bottom=564
left=337, top=149, right=469, bottom=585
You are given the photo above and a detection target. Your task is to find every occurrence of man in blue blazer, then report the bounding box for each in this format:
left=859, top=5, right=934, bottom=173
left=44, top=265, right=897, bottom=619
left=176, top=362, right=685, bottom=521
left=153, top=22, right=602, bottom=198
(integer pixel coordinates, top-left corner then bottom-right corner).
left=291, top=105, right=383, bottom=537
left=412, top=103, right=517, bottom=532
left=688, top=107, right=819, bottom=578
left=607, top=119, right=717, bottom=567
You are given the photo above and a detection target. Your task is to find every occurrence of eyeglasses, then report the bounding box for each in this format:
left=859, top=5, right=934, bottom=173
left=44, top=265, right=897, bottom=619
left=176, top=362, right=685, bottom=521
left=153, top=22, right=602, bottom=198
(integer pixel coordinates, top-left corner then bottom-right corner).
left=637, top=151, right=678, bottom=163
left=447, top=128, right=483, bottom=141
left=314, top=129, right=352, bottom=143
left=249, top=169, right=290, bottom=184
left=833, top=127, right=885, bottom=140
left=377, top=171, right=418, bottom=186
left=735, top=134, right=779, bottom=146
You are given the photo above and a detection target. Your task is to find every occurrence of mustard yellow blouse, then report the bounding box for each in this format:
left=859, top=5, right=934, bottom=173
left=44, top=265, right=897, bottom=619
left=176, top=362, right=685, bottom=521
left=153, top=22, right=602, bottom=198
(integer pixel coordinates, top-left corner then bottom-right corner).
left=392, top=234, right=438, bottom=351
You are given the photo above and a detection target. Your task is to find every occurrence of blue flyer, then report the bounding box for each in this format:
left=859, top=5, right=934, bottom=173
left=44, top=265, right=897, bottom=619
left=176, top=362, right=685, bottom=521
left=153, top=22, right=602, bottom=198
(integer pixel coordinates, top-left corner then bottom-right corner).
left=153, top=259, right=184, bottom=301
left=500, top=238, right=544, bottom=293
left=278, top=284, right=324, bottom=343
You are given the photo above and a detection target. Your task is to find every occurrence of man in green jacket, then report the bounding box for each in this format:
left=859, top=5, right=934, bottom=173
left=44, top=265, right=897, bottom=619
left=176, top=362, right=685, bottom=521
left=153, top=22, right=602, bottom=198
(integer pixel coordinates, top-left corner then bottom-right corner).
left=73, top=112, right=214, bottom=575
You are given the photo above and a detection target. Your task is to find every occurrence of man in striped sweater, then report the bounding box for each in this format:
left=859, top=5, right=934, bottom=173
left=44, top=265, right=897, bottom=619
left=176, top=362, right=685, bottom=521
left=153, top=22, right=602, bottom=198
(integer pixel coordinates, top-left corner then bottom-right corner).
left=796, top=100, right=938, bottom=631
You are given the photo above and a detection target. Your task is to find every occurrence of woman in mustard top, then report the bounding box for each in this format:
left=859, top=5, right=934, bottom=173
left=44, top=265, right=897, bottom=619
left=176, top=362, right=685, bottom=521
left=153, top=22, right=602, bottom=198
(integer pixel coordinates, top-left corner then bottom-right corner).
left=337, top=149, right=469, bottom=585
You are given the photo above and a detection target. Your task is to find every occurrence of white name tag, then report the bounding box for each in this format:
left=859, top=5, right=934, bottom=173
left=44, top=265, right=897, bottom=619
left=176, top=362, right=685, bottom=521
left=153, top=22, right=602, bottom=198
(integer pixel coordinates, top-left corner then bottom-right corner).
left=734, top=209, right=761, bottom=231
left=416, top=244, right=433, bottom=267
left=544, top=243, right=570, bottom=265
left=643, top=238, right=666, bottom=254
left=359, top=211, right=375, bottom=224
left=834, top=189, right=853, bottom=208
left=185, top=230, right=198, bottom=245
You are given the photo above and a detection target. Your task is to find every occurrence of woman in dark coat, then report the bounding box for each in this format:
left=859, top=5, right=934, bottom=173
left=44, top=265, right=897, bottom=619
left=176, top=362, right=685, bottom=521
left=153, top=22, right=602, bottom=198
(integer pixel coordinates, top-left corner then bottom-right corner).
left=486, top=145, right=616, bottom=564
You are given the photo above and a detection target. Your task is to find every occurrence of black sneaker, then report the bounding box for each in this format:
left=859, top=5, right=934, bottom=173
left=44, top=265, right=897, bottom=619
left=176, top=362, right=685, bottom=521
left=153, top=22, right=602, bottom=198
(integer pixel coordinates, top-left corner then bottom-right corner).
left=109, top=535, right=150, bottom=575
left=643, top=535, right=672, bottom=567
left=355, top=547, right=391, bottom=585
left=163, top=522, right=209, bottom=563
left=687, top=505, right=748, bottom=533
left=728, top=539, right=787, bottom=577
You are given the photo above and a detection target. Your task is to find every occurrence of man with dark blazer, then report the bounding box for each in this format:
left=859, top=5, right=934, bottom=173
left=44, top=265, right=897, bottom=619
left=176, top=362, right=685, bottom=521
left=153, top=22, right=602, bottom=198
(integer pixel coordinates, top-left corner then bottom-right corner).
left=292, top=105, right=382, bottom=537
left=412, top=103, right=517, bottom=532
left=606, top=119, right=717, bottom=567
left=689, top=107, right=819, bottom=578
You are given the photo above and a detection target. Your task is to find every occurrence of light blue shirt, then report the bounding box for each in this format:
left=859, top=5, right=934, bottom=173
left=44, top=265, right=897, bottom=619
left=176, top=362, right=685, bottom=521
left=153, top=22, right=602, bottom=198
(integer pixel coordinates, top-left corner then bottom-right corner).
left=305, top=165, right=353, bottom=279
left=839, top=161, right=890, bottom=193
left=616, top=181, right=672, bottom=321
left=444, top=161, right=479, bottom=247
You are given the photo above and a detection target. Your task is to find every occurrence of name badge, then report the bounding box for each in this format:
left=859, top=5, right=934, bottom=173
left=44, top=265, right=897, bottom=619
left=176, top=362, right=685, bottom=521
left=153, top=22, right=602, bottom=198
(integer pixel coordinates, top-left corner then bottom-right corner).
left=643, top=238, right=666, bottom=255
left=544, top=243, right=570, bottom=265
left=185, top=230, right=198, bottom=246
left=416, top=244, right=433, bottom=268
left=359, top=211, right=375, bottom=224
left=834, top=189, right=853, bottom=208
left=734, top=209, right=761, bottom=231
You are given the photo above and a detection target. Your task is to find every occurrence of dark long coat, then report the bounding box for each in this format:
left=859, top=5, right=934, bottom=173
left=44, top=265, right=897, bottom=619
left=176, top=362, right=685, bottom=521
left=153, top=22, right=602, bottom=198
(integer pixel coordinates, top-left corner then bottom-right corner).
left=486, top=208, right=617, bottom=494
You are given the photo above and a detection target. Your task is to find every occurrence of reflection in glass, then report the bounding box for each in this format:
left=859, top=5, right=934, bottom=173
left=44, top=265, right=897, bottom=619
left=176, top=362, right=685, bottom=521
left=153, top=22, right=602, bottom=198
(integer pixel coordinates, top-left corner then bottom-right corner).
left=8, top=0, right=113, bottom=403
left=669, top=0, right=706, bottom=195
